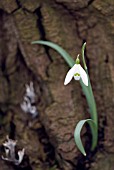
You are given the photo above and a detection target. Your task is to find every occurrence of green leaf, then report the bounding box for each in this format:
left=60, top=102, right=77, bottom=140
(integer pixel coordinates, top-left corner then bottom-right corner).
left=81, top=42, right=87, bottom=70
left=74, top=119, right=97, bottom=156
left=32, top=40, right=75, bottom=68
left=81, top=42, right=98, bottom=127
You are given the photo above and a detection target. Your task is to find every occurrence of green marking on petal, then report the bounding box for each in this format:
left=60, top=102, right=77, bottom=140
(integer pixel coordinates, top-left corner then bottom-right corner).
left=74, top=73, right=80, bottom=76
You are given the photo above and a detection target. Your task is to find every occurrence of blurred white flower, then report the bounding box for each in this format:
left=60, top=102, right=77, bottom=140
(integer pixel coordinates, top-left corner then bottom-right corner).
left=21, top=82, right=38, bottom=117
left=2, top=136, right=24, bottom=165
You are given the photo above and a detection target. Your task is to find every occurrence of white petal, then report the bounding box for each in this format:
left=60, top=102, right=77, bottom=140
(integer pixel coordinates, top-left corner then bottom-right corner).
left=64, top=64, right=78, bottom=85
left=78, top=64, right=88, bottom=86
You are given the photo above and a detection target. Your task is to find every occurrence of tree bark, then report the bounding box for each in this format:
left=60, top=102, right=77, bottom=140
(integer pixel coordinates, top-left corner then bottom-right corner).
left=0, top=0, right=114, bottom=170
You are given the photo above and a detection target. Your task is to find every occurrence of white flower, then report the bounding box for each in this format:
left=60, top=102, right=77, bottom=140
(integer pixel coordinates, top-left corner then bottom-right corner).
left=64, top=64, right=88, bottom=86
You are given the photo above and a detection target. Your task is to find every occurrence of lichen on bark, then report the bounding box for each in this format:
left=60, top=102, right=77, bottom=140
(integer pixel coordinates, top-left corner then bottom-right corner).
left=0, top=0, right=114, bottom=170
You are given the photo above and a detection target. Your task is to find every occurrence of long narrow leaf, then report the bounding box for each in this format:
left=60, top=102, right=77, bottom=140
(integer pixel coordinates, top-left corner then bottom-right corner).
left=74, top=119, right=97, bottom=156
left=32, top=41, right=75, bottom=68
left=81, top=43, right=98, bottom=127
left=81, top=42, right=87, bottom=70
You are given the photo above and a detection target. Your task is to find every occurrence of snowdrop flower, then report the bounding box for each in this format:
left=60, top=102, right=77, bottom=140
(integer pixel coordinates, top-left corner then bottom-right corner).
left=64, top=55, right=88, bottom=86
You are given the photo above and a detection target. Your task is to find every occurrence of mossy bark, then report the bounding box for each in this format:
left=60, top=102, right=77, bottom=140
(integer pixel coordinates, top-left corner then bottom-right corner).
left=0, top=0, right=114, bottom=170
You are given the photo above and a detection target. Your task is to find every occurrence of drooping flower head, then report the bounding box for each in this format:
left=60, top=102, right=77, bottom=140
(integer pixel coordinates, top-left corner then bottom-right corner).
left=64, top=55, right=88, bottom=86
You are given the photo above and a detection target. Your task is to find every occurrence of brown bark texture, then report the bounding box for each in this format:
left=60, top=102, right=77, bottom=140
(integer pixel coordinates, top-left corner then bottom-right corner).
left=0, top=0, right=114, bottom=170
